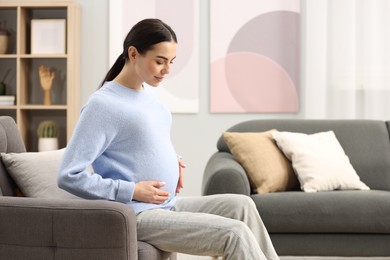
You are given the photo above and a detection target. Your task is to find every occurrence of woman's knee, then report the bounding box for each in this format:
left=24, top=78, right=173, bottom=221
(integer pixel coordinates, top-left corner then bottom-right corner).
left=222, top=194, right=258, bottom=222
left=226, top=194, right=256, bottom=211
left=233, top=194, right=254, bottom=205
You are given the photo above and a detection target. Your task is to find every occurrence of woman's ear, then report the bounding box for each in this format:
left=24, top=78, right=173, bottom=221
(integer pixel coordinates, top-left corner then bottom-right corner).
left=128, top=46, right=138, bottom=61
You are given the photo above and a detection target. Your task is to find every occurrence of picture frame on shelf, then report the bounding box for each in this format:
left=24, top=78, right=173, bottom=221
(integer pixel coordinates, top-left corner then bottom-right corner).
left=31, top=19, right=66, bottom=54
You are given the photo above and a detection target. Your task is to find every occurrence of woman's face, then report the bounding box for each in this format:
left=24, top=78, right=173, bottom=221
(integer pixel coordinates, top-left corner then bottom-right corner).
left=135, top=41, right=177, bottom=87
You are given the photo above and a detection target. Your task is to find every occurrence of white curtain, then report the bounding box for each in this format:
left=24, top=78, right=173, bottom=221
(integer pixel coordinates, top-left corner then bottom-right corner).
left=303, top=0, right=390, bottom=119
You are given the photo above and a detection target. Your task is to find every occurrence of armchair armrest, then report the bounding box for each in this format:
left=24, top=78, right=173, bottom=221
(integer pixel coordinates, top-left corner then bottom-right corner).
left=0, top=196, right=138, bottom=260
left=202, top=152, right=251, bottom=196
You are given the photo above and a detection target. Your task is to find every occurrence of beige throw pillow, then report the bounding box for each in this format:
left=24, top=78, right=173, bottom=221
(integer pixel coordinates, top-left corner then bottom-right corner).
left=223, top=130, right=298, bottom=193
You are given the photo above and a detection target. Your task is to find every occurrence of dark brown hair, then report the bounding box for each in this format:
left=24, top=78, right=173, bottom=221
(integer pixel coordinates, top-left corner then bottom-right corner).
left=100, top=18, right=177, bottom=87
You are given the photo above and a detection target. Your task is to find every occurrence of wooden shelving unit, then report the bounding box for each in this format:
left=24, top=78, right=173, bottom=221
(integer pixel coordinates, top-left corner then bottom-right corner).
left=0, top=0, right=80, bottom=151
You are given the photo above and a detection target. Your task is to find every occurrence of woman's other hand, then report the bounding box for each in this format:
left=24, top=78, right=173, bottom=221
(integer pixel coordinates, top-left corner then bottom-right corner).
left=176, top=158, right=186, bottom=194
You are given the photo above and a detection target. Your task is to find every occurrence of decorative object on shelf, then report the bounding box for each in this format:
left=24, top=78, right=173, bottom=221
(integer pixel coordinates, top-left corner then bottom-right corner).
left=0, top=95, right=15, bottom=106
left=38, top=65, right=55, bottom=105
left=37, top=120, right=59, bottom=152
left=0, top=82, right=5, bottom=95
left=0, top=20, right=9, bottom=54
left=0, top=68, right=10, bottom=95
left=31, top=19, right=66, bottom=54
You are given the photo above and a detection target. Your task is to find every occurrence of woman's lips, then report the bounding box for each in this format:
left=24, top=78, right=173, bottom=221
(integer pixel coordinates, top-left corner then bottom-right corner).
left=155, top=76, right=164, bottom=82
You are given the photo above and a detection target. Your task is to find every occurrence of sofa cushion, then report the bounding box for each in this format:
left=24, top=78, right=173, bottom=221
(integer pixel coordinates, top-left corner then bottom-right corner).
left=1, top=149, right=79, bottom=199
left=223, top=131, right=298, bottom=193
left=272, top=130, right=370, bottom=192
left=253, top=190, right=390, bottom=234
left=270, top=233, right=390, bottom=257
left=217, top=119, right=390, bottom=191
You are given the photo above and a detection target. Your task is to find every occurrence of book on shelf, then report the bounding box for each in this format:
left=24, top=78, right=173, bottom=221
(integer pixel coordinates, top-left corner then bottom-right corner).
left=0, top=95, right=15, bottom=106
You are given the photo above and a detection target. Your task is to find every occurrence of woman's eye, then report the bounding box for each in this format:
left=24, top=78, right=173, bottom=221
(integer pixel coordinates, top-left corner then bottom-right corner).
left=156, top=61, right=163, bottom=65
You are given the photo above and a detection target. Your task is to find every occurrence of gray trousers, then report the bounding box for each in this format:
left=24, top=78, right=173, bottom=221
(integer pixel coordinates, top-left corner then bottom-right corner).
left=136, top=194, right=279, bottom=260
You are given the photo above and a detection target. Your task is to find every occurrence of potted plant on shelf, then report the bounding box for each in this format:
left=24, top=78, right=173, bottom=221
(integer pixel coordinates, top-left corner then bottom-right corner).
left=37, top=120, right=59, bottom=152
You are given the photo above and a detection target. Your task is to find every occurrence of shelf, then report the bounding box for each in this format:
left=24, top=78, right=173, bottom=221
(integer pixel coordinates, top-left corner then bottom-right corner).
left=0, top=1, right=80, bottom=151
left=0, top=105, right=67, bottom=110
left=20, top=105, right=67, bottom=110
left=0, top=54, right=17, bottom=58
left=0, top=105, right=16, bottom=109
left=19, top=54, right=68, bottom=59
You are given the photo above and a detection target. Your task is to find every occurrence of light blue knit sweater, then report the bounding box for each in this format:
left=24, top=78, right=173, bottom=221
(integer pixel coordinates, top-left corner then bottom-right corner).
left=57, top=81, right=179, bottom=214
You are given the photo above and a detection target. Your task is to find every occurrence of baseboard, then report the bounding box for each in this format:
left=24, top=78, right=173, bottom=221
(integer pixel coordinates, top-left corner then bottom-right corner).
left=176, top=254, right=390, bottom=260
left=280, top=257, right=390, bottom=260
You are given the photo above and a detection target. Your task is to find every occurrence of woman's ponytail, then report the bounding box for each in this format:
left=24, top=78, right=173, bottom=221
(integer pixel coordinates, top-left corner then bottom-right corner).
left=99, top=54, right=126, bottom=88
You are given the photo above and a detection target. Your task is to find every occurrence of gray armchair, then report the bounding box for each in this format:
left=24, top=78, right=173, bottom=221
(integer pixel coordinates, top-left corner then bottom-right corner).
left=0, top=116, right=175, bottom=260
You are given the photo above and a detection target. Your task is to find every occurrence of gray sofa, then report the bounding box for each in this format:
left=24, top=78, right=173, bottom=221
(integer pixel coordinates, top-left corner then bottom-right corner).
left=203, top=119, right=390, bottom=257
left=0, top=116, right=175, bottom=260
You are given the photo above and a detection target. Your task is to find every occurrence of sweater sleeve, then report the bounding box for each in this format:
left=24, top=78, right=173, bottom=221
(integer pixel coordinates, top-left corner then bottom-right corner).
left=57, top=97, right=134, bottom=203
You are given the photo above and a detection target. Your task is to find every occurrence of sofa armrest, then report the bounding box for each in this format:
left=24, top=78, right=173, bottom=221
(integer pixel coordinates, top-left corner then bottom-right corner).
left=0, top=196, right=138, bottom=260
left=202, top=152, right=251, bottom=196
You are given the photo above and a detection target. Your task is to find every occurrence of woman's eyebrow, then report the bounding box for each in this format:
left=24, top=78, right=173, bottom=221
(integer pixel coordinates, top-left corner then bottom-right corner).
left=157, top=55, right=176, bottom=61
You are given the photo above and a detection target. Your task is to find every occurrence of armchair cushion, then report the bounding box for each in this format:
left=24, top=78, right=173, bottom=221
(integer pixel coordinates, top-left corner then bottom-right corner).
left=1, top=149, right=78, bottom=199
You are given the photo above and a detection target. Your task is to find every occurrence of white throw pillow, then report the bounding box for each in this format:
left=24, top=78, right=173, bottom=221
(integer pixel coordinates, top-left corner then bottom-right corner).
left=271, top=131, right=370, bottom=192
left=1, top=149, right=79, bottom=199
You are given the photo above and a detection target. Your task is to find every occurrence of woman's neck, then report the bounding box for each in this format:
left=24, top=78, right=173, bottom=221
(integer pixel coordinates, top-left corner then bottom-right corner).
left=114, top=64, right=144, bottom=91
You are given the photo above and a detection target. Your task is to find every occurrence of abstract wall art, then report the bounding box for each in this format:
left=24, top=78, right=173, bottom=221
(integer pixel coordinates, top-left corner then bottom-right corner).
left=109, top=0, right=199, bottom=113
left=210, top=0, right=300, bottom=113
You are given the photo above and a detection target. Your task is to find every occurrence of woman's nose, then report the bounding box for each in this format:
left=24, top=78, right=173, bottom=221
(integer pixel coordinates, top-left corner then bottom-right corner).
left=163, top=64, right=170, bottom=75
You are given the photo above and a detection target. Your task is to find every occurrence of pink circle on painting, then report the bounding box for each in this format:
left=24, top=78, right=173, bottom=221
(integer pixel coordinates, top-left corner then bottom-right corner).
left=228, top=11, right=300, bottom=93
left=223, top=52, right=298, bottom=112
left=211, top=57, right=244, bottom=112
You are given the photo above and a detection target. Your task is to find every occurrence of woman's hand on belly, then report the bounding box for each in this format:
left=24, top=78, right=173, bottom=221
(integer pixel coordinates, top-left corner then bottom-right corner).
left=133, top=181, right=170, bottom=204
